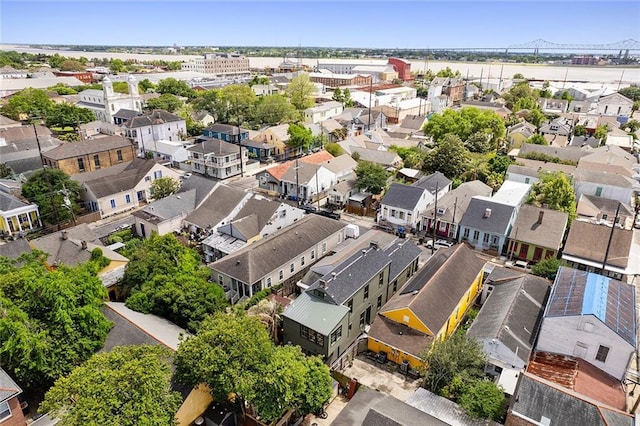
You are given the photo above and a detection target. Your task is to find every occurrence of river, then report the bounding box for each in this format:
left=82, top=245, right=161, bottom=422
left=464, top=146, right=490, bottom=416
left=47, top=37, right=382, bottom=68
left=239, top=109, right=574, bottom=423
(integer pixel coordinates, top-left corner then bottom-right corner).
left=2, top=45, right=639, bottom=84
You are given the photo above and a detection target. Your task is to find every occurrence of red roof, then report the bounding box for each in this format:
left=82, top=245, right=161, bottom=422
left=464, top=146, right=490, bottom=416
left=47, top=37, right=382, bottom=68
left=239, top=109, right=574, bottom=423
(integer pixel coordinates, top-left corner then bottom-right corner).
left=265, top=151, right=334, bottom=180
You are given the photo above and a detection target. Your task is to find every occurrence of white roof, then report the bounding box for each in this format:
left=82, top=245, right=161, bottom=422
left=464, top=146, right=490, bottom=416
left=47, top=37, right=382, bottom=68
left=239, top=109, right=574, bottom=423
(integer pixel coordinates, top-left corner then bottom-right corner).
left=491, top=181, right=531, bottom=206
left=1, top=76, right=85, bottom=91
left=141, top=139, right=192, bottom=155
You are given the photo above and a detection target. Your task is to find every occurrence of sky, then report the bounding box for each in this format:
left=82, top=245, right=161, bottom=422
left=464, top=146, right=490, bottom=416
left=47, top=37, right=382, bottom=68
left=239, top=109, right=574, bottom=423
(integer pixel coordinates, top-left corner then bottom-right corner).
left=1, top=1, right=639, bottom=49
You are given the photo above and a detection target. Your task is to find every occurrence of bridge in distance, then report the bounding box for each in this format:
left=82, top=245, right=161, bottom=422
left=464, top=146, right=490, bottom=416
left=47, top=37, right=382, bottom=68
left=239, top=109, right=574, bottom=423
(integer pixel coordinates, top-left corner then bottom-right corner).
left=414, top=39, right=640, bottom=55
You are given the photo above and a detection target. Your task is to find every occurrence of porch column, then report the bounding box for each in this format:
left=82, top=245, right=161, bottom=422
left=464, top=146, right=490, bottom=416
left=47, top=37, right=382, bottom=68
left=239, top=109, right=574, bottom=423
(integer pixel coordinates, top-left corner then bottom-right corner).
left=25, top=212, right=33, bottom=230
left=15, top=215, right=23, bottom=232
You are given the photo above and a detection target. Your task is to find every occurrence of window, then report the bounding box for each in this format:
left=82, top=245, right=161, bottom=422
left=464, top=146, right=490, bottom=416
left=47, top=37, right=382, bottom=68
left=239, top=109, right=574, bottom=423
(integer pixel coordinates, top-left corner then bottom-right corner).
left=524, top=177, right=530, bottom=184
left=153, top=170, right=162, bottom=179
left=407, top=213, right=412, bottom=222
left=279, top=270, right=284, bottom=281
left=378, top=271, right=384, bottom=287
left=290, top=263, right=294, bottom=273
left=596, top=345, right=610, bottom=362
left=77, top=158, right=85, bottom=171
left=483, top=233, right=490, bottom=244
left=110, top=199, right=116, bottom=208
left=595, top=187, right=603, bottom=197
left=0, top=400, right=10, bottom=421
left=463, top=228, right=470, bottom=239
left=359, top=312, right=366, bottom=327
left=392, top=280, right=398, bottom=293
left=300, top=256, right=305, bottom=266
left=93, top=154, right=100, bottom=168
left=322, top=242, right=327, bottom=254
left=338, top=232, right=342, bottom=243
left=301, top=325, right=324, bottom=346
left=117, top=150, right=123, bottom=162
left=364, top=284, right=369, bottom=300
left=473, top=230, right=480, bottom=241
left=347, top=299, right=353, bottom=312
left=399, top=211, right=404, bottom=220
left=145, top=176, right=151, bottom=181
left=377, top=295, right=382, bottom=309
left=266, top=277, right=272, bottom=287
left=391, top=209, right=396, bottom=217
left=311, top=250, right=315, bottom=260
left=330, top=326, right=342, bottom=345
left=125, top=194, right=131, bottom=203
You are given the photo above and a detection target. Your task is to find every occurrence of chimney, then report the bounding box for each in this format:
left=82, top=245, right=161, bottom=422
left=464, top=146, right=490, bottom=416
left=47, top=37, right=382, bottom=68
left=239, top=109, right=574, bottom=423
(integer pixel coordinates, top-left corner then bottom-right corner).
left=81, top=240, right=87, bottom=250
left=538, top=210, right=544, bottom=224
left=61, top=230, right=68, bottom=240
left=370, top=240, right=378, bottom=250
left=319, top=280, right=326, bottom=289
left=484, top=208, right=492, bottom=218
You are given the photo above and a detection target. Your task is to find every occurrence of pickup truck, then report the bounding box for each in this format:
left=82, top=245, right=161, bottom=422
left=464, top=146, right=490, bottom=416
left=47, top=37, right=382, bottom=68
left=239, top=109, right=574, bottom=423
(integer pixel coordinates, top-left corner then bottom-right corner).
left=425, top=239, right=454, bottom=249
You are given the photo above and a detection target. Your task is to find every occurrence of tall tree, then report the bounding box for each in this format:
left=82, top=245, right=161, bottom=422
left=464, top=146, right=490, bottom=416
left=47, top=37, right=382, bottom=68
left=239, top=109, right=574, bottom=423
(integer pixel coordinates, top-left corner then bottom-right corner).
left=41, top=345, right=182, bottom=426
left=59, top=59, right=85, bottom=71
left=527, top=171, right=576, bottom=221
left=287, top=123, right=313, bottom=151
left=457, top=379, right=506, bottom=421
left=138, top=78, right=156, bottom=93
left=343, top=88, right=354, bottom=108
left=355, top=161, right=388, bottom=195
left=21, top=168, right=81, bottom=224
left=423, top=133, right=470, bottom=178
left=192, top=89, right=228, bottom=122
left=109, top=58, right=126, bottom=74
left=221, top=84, right=258, bottom=124
left=0, top=87, right=53, bottom=120
left=150, top=176, right=181, bottom=199
left=332, top=87, right=344, bottom=104
left=146, top=93, right=184, bottom=113
left=156, top=77, right=195, bottom=98
left=526, top=134, right=548, bottom=145
left=423, top=107, right=505, bottom=152
left=46, top=103, right=95, bottom=129
left=253, top=94, right=298, bottom=126
left=594, top=123, right=610, bottom=143
left=286, top=73, right=316, bottom=110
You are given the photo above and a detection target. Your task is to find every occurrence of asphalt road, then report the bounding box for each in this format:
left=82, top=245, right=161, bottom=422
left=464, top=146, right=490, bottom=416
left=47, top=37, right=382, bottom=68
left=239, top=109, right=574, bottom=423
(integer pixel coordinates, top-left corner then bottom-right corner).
left=90, top=215, right=136, bottom=239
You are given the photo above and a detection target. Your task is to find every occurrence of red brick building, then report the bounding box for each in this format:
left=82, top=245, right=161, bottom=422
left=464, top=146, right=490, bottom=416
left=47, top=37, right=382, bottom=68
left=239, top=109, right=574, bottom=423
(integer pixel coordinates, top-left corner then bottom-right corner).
left=0, top=368, right=26, bottom=426
left=52, top=71, right=94, bottom=84
left=388, top=57, right=412, bottom=81
left=310, top=73, right=372, bottom=88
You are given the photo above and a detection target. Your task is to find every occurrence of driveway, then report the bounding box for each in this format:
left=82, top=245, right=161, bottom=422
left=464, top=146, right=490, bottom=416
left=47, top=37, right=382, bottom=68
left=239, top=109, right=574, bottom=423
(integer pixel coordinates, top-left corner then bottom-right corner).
left=340, top=356, right=422, bottom=401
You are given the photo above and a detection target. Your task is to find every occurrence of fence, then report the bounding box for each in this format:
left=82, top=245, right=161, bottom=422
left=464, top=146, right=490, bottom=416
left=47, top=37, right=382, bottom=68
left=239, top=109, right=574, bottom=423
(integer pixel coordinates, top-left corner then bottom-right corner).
left=330, top=336, right=369, bottom=372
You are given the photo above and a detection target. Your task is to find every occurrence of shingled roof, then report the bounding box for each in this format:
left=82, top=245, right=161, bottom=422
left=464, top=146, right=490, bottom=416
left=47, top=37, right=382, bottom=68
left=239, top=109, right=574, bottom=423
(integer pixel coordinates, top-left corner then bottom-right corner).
left=122, top=109, right=183, bottom=128
left=44, top=135, right=133, bottom=160
left=380, top=183, right=426, bottom=211
left=509, top=205, right=568, bottom=250
left=562, top=221, right=633, bottom=269
left=79, top=158, right=159, bottom=199
left=183, top=184, right=248, bottom=229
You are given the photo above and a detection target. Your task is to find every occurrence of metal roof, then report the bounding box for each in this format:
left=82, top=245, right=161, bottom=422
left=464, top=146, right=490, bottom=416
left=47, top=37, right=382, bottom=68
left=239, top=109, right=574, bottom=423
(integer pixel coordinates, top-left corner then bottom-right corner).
left=282, top=292, right=349, bottom=336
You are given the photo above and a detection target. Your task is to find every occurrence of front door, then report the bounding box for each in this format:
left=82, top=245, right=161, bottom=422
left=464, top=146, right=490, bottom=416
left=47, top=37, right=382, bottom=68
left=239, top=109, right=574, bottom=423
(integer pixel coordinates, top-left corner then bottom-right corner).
left=140, top=223, right=146, bottom=238
left=518, top=243, right=529, bottom=259
left=533, top=247, right=544, bottom=262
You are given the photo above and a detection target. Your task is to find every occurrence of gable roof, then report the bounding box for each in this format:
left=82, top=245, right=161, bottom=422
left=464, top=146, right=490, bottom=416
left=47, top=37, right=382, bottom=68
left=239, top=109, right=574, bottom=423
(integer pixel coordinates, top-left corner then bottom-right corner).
left=562, top=221, right=633, bottom=269
left=0, top=238, right=32, bottom=259
left=412, top=171, right=451, bottom=194
left=459, top=197, right=515, bottom=234
left=518, top=143, right=590, bottom=164
left=132, top=189, right=197, bottom=224
left=511, top=372, right=633, bottom=426
left=321, top=153, right=357, bottom=174
left=422, top=180, right=493, bottom=223
left=218, top=196, right=281, bottom=240
left=122, top=109, right=183, bottom=128
left=575, top=168, right=636, bottom=188
left=30, top=223, right=102, bottom=267
left=576, top=194, right=634, bottom=219
left=280, top=162, right=322, bottom=185
left=405, top=387, right=501, bottom=426
left=263, top=151, right=335, bottom=181
left=184, top=184, right=248, bottom=229
left=0, top=191, right=33, bottom=212
left=80, top=159, right=160, bottom=199
left=509, top=205, right=568, bottom=250
left=282, top=291, right=350, bottom=336
left=381, top=244, right=486, bottom=335
left=113, top=109, right=141, bottom=120
left=514, top=158, right=577, bottom=175
left=598, top=92, right=633, bottom=105
left=400, top=115, right=427, bottom=130
left=380, top=183, right=426, bottom=211
left=210, top=214, right=346, bottom=284
left=545, top=267, right=635, bottom=346
left=0, top=367, right=21, bottom=403
left=467, top=271, right=550, bottom=363
left=350, top=146, right=401, bottom=166
left=579, top=145, right=638, bottom=170
left=187, top=138, right=243, bottom=156
left=177, top=174, right=218, bottom=208
left=44, top=135, right=133, bottom=161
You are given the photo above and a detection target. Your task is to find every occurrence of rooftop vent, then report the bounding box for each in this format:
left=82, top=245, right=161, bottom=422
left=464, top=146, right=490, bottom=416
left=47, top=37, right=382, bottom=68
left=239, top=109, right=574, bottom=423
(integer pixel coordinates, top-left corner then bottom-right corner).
left=484, top=208, right=492, bottom=218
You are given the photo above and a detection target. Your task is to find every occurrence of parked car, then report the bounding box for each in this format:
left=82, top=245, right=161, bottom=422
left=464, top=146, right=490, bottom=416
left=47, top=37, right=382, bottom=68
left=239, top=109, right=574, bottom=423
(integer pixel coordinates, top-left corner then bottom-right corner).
left=300, top=205, right=317, bottom=214
left=425, top=239, right=454, bottom=249
left=314, top=210, right=341, bottom=220
left=374, top=223, right=394, bottom=233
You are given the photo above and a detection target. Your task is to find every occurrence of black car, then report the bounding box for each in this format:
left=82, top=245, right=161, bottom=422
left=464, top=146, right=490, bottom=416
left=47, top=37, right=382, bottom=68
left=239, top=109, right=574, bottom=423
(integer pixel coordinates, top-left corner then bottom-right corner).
left=300, top=205, right=317, bottom=214
left=314, top=209, right=341, bottom=220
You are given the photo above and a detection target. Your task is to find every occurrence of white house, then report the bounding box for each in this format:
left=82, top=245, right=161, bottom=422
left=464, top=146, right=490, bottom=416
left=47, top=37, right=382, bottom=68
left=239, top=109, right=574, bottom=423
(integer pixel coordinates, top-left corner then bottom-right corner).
left=536, top=267, right=636, bottom=381
left=122, top=110, right=187, bottom=146
left=574, top=168, right=637, bottom=205
left=378, top=183, right=431, bottom=229
left=596, top=93, right=634, bottom=117
left=187, top=139, right=249, bottom=180
left=279, top=162, right=336, bottom=204
left=77, top=76, right=143, bottom=124
left=138, top=139, right=192, bottom=165
left=303, top=101, right=344, bottom=124
left=132, top=189, right=198, bottom=239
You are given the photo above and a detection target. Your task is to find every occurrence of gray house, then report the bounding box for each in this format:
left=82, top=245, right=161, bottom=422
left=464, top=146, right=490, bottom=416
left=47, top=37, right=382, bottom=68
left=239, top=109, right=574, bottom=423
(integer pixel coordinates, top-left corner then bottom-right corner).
left=458, top=197, right=517, bottom=254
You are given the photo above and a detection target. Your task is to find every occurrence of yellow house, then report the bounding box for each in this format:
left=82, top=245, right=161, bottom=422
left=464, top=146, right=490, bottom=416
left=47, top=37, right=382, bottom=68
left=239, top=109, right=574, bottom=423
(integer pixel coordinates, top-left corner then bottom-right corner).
left=0, top=192, right=41, bottom=237
left=368, top=243, right=486, bottom=368
left=258, top=124, right=290, bottom=156
left=506, top=121, right=537, bottom=149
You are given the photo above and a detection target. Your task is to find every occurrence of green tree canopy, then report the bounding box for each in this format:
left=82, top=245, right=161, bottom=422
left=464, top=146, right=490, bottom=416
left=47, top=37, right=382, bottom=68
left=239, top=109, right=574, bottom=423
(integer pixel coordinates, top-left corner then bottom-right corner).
left=41, top=345, right=182, bottom=426
left=486, top=154, right=513, bottom=176
left=618, top=86, right=640, bottom=102
left=46, top=103, right=95, bottom=129
left=157, top=77, right=196, bottom=98
left=573, top=124, right=588, bottom=136
left=423, top=133, right=470, bottom=178
left=594, top=123, right=610, bottom=143
left=121, top=234, right=226, bottom=331
left=0, top=87, right=54, bottom=120
left=531, top=257, right=566, bottom=279
left=22, top=168, right=81, bottom=224
left=458, top=379, right=506, bottom=421
left=287, top=123, right=313, bottom=150
left=192, top=89, right=228, bottom=122
left=47, top=83, right=78, bottom=95
left=253, top=94, right=299, bottom=126
left=0, top=252, right=112, bottom=389
left=523, top=108, right=546, bottom=129
left=59, top=59, right=86, bottom=71
left=150, top=176, right=181, bottom=199
left=221, top=84, right=258, bottom=124
left=423, top=107, right=505, bottom=152
left=501, top=81, right=539, bottom=110
left=325, top=142, right=345, bottom=157
left=286, top=73, right=316, bottom=110
left=138, top=78, right=156, bottom=93
left=0, top=163, right=13, bottom=179
left=109, top=58, right=126, bottom=73
left=355, top=161, right=388, bottom=195
left=436, top=67, right=461, bottom=78
left=389, top=145, right=427, bottom=169
left=526, top=134, right=548, bottom=145
left=527, top=171, right=576, bottom=221
left=146, top=93, right=184, bottom=113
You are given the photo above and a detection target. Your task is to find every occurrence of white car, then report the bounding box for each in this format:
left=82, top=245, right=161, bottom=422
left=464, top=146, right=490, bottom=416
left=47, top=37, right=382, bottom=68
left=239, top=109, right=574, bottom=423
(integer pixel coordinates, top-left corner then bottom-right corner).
left=425, top=239, right=454, bottom=249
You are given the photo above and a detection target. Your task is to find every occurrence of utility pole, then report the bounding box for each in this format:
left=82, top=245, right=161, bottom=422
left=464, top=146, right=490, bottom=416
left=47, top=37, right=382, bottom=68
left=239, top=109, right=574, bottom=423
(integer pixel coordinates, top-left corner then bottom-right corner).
left=33, top=121, right=61, bottom=230
left=431, top=182, right=438, bottom=255
left=601, top=202, right=621, bottom=275
left=451, top=197, right=458, bottom=239
left=295, top=157, right=300, bottom=206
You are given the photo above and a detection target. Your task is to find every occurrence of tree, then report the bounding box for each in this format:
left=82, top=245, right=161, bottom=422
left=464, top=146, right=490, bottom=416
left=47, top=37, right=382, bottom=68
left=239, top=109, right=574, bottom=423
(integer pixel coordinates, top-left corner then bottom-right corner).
left=0, top=252, right=112, bottom=389
left=513, top=73, right=525, bottom=80
left=526, top=134, right=548, bottom=145
left=157, top=77, right=195, bottom=98
left=59, top=59, right=85, bottom=71
left=618, top=86, right=640, bottom=102
left=423, top=134, right=470, bottom=178
left=420, top=332, right=486, bottom=396
left=150, top=176, right=181, bottom=199
left=22, top=168, right=81, bottom=224
left=343, top=88, right=354, bottom=108
left=423, top=107, right=505, bottom=152
left=573, top=124, right=587, bottom=136
left=325, top=142, right=345, bottom=157
left=486, top=154, right=513, bottom=176
left=192, top=89, right=228, bottom=122
left=146, top=93, right=184, bottom=113
left=46, top=103, right=95, bottom=129
left=524, top=108, right=546, bottom=129
left=527, top=171, right=576, bottom=221
left=109, top=58, right=126, bottom=73
left=287, top=123, right=313, bottom=151
left=41, top=345, right=182, bottom=426
left=501, top=81, right=538, bottom=110
left=390, top=146, right=427, bottom=169
left=253, top=94, right=299, bottom=126
left=176, top=104, right=205, bottom=137
left=221, top=84, right=258, bottom=124
left=457, top=379, right=506, bottom=421
left=0, top=163, right=13, bottom=178
left=464, top=131, right=493, bottom=153
left=0, top=87, right=53, bottom=120
left=436, top=67, right=461, bottom=78
left=247, top=298, right=282, bottom=344
left=121, top=234, right=226, bottom=331
left=332, top=87, right=344, bottom=104
left=138, top=78, right=156, bottom=93
left=286, top=73, right=316, bottom=110
left=355, top=161, right=388, bottom=195
left=594, top=124, right=610, bottom=143
left=622, top=119, right=640, bottom=133
left=531, top=257, right=565, bottom=279
left=47, top=83, right=78, bottom=95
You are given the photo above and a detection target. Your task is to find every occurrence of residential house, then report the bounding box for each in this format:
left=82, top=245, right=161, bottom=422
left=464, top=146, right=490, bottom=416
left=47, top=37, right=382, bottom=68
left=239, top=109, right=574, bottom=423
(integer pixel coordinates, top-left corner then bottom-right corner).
left=506, top=121, right=537, bottom=149
left=576, top=194, right=634, bottom=229
left=421, top=180, right=493, bottom=240
left=467, top=268, right=550, bottom=395
left=561, top=221, right=635, bottom=280
left=578, top=145, right=639, bottom=179
left=303, top=101, right=344, bottom=124
left=373, top=98, right=424, bottom=124
left=0, top=367, right=26, bottom=426
left=517, top=143, right=589, bottom=164
left=536, top=267, right=636, bottom=381
left=321, top=153, right=358, bottom=181
left=459, top=100, right=512, bottom=119
left=202, top=123, right=250, bottom=144
left=283, top=237, right=421, bottom=362
left=187, top=139, right=248, bottom=179
left=568, top=99, right=594, bottom=114
left=251, top=83, right=279, bottom=97
left=378, top=183, right=431, bottom=230
left=327, top=180, right=358, bottom=209
left=412, top=171, right=452, bottom=196
left=506, top=372, right=634, bottom=426
left=279, top=161, right=335, bottom=204
left=505, top=159, right=576, bottom=185
left=537, top=98, right=569, bottom=114
left=112, top=109, right=141, bottom=126
left=539, top=117, right=573, bottom=144
left=192, top=110, right=215, bottom=127
left=350, top=146, right=402, bottom=168
left=72, top=159, right=180, bottom=219
left=254, top=151, right=334, bottom=196
left=568, top=134, right=601, bottom=148
left=574, top=168, right=637, bottom=205
left=605, top=126, right=635, bottom=150
left=132, top=189, right=198, bottom=239
left=596, top=92, right=634, bottom=117
left=368, top=244, right=485, bottom=368
left=507, top=205, right=568, bottom=262
left=43, top=136, right=136, bottom=175
left=0, top=192, right=41, bottom=237
left=122, top=110, right=187, bottom=145
left=201, top=195, right=305, bottom=261
left=210, top=214, right=347, bottom=303
left=80, top=120, right=126, bottom=138
left=138, top=139, right=192, bottom=165
left=183, top=184, right=250, bottom=236
left=241, top=139, right=276, bottom=162
left=0, top=124, right=61, bottom=176
left=258, top=124, right=292, bottom=158
left=76, top=76, right=142, bottom=124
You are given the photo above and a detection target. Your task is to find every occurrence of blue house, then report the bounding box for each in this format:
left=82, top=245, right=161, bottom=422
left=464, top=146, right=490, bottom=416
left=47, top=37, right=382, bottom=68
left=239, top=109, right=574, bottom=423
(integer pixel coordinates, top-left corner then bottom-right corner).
left=202, top=123, right=250, bottom=143
left=241, top=139, right=276, bottom=162
left=458, top=196, right=517, bottom=255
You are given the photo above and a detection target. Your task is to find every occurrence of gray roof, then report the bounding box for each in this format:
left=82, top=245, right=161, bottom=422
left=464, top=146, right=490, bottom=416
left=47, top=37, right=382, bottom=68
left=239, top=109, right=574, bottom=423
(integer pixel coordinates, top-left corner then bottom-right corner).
left=44, top=136, right=133, bottom=161
left=331, top=387, right=447, bottom=426
left=282, top=291, right=349, bottom=336
left=467, top=271, right=550, bottom=363
left=0, top=191, right=31, bottom=211
left=412, top=171, right=451, bottom=194
left=184, top=184, right=248, bottom=229
left=507, top=164, right=540, bottom=178
left=518, top=143, right=590, bottom=164
left=510, top=373, right=633, bottom=426
left=0, top=238, right=32, bottom=259
left=211, top=215, right=346, bottom=284
left=575, top=168, right=636, bottom=188
left=5, top=156, right=46, bottom=175
left=459, top=197, right=515, bottom=234
left=350, top=146, right=401, bottom=166
left=577, top=194, right=633, bottom=218
left=563, top=221, right=633, bottom=269
left=100, top=305, right=161, bottom=352
left=218, top=197, right=281, bottom=240
left=187, top=138, right=243, bottom=156
left=569, top=135, right=601, bottom=148
left=422, top=180, right=493, bottom=223
left=380, top=183, right=426, bottom=211
left=132, top=189, right=197, bottom=224
left=0, top=367, right=22, bottom=403
left=30, top=223, right=101, bottom=267
left=0, top=125, right=58, bottom=157
left=0, top=114, right=19, bottom=127
left=113, top=109, right=141, bottom=120
left=280, top=161, right=321, bottom=185
left=405, top=388, right=500, bottom=426
left=509, top=205, right=568, bottom=250
left=177, top=174, right=218, bottom=208
left=80, top=159, right=158, bottom=199
left=204, top=123, right=249, bottom=135
left=400, top=115, right=427, bottom=130
left=122, top=109, right=183, bottom=128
